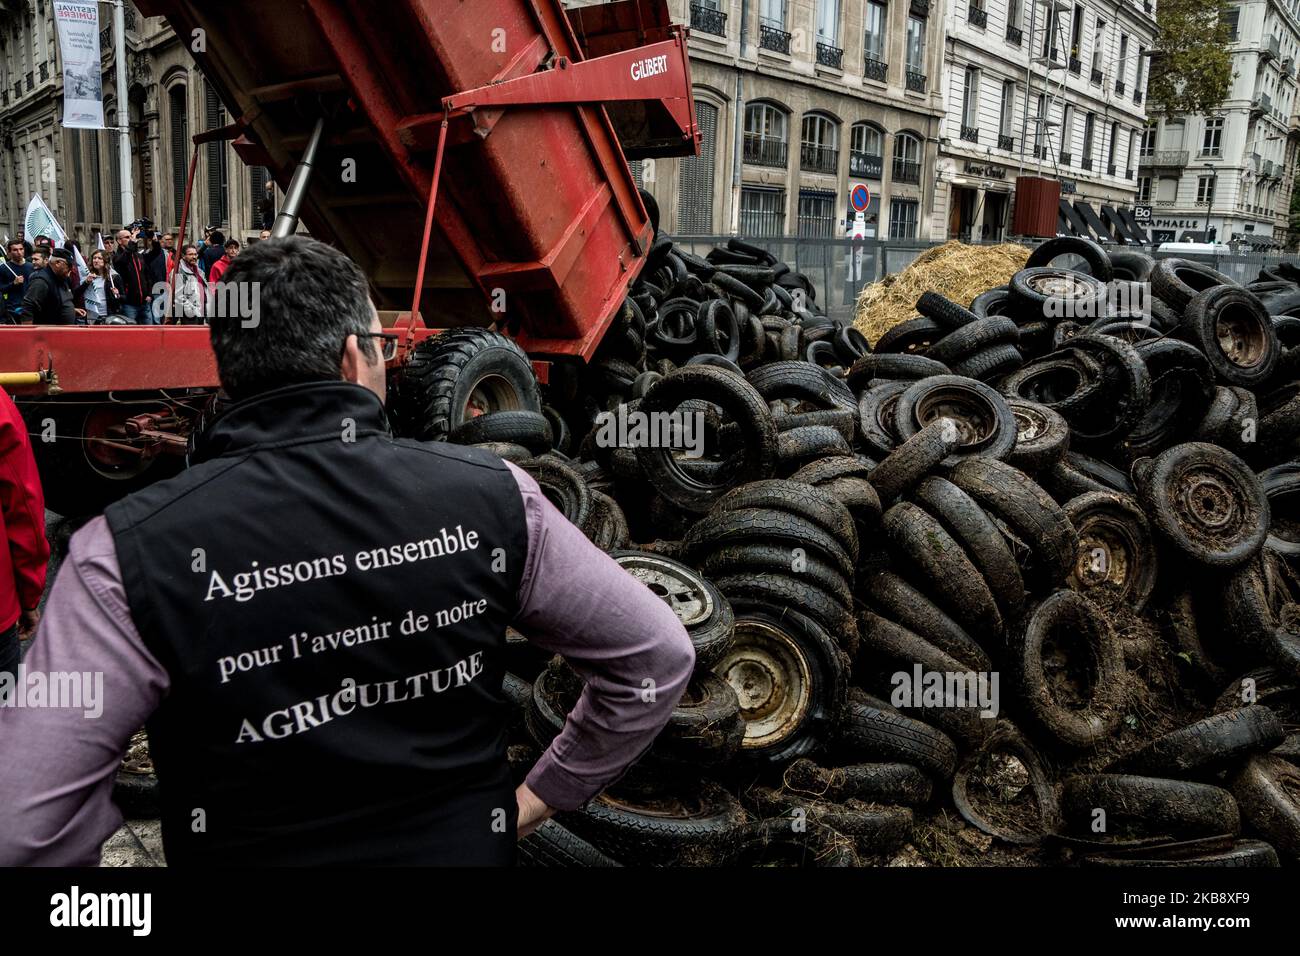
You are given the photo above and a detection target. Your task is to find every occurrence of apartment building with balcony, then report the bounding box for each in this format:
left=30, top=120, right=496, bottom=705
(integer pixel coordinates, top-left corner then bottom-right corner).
left=1138, top=0, right=1300, bottom=247
left=0, top=0, right=273, bottom=245
left=937, top=0, right=1157, bottom=241
left=611, top=0, right=947, bottom=239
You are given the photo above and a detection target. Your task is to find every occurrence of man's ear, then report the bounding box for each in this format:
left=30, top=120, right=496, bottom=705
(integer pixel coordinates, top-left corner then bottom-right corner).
left=340, top=334, right=362, bottom=384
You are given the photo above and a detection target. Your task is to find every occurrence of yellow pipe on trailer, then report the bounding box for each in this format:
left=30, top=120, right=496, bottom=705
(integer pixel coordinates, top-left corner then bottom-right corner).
left=0, top=372, right=45, bottom=387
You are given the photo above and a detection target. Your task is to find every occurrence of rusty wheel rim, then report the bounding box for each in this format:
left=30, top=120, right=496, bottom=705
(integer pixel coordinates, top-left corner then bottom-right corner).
left=1214, top=305, right=1269, bottom=369
left=716, top=619, right=812, bottom=750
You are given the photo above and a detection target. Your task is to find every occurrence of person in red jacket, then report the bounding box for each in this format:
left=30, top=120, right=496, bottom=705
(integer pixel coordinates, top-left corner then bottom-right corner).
left=0, top=388, right=48, bottom=679
left=208, top=238, right=240, bottom=284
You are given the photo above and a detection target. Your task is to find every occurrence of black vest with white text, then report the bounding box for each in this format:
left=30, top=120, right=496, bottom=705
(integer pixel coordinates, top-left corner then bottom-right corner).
left=105, top=381, right=528, bottom=865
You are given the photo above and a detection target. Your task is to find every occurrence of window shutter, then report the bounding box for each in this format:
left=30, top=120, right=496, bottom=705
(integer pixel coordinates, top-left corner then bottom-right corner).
left=170, top=85, right=188, bottom=228
left=676, top=100, right=718, bottom=234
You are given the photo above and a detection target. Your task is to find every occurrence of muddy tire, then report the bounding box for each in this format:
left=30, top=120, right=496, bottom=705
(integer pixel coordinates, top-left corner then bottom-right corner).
left=713, top=603, right=850, bottom=766
left=684, top=507, right=854, bottom=581
left=713, top=572, right=858, bottom=653
left=389, top=328, right=541, bottom=442
left=449, top=410, right=552, bottom=454
left=520, top=455, right=592, bottom=530
left=1180, top=286, right=1279, bottom=388
left=636, top=366, right=778, bottom=513
left=1027, top=236, right=1114, bottom=281
left=1261, top=463, right=1300, bottom=556
left=1109, top=707, right=1285, bottom=778
left=518, top=819, right=622, bottom=867
left=948, top=457, right=1079, bottom=585
left=1063, top=491, right=1159, bottom=611
left=951, top=722, right=1059, bottom=845
left=912, top=475, right=1026, bottom=618
left=858, top=569, right=990, bottom=674
left=561, top=780, right=749, bottom=866
left=610, top=550, right=735, bottom=668
left=857, top=381, right=908, bottom=457
left=700, top=543, right=851, bottom=608
left=835, top=696, right=958, bottom=780
left=874, top=316, right=944, bottom=355
left=713, top=479, right=858, bottom=560
left=1005, top=399, right=1071, bottom=472
left=1231, top=755, right=1300, bottom=859
left=882, top=500, right=1003, bottom=637
left=782, top=757, right=934, bottom=806
left=847, top=353, right=950, bottom=392
left=1151, top=257, right=1237, bottom=313
left=892, top=375, right=1018, bottom=462
left=1222, top=551, right=1300, bottom=674
left=1060, top=774, right=1241, bottom=840
left=1134, top=442, right=1269, bottom=569
left=868, top=418, right=960, bottom=502
left=1010, top=590, right=1126, bottom=748
left=916, top=290, right=981, bottom=330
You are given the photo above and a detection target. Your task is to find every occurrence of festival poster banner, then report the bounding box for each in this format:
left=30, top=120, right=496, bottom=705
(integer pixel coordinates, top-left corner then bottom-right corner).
left=54, top=0, right=104, bottom=129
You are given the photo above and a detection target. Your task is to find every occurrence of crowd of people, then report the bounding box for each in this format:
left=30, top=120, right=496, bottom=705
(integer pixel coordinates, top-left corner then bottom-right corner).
left=0, top=224, right=273, bottom=325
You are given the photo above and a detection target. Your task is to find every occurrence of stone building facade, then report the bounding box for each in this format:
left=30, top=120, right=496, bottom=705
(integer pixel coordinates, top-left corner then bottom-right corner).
left=0, top=0, right=274, bottom=247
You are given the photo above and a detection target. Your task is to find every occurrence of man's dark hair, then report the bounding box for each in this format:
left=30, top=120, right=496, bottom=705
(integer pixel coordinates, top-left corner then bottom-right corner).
left=210, top=230, right=225, bottom=247
left=6, top=239, right=21, bottom=252
left=210, top=235, right=375, bottom=400
left=182, top=243, right=198, bottom=256
left=225, top=238, right=240, bottom=251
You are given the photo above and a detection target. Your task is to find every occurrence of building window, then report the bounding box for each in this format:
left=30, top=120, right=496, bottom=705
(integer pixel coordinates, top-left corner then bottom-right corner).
left=677, top=100, right=718, bottom=234
left=1224, top=7, right=1239, bottom=41
left=168, top=83, right=189, bottom=227
left=1140, top=121, right=1156, bottom=157
left=1118, top=33, right=1128, bottom=82
left=70, top=130, right=84, bottom=223
left=850, top=122, right=884, bottom=178
left=889, top=198, right=919, bottom=238
left=1007, top=0, right=1021, bottom=28
left=906, top=15, right=925, bottom=73
left=816, top=0, right=840, bottom=45
left=1070, top=4, right=1084, bottom=61
left=1033, top=93, right=1048, bottom=155
left=740, top=187, right=785, bottom=236
left=1081, top=111, right=1095, bottom=167
left=962, top=66, right=980, bottom=136
left=1137, top=176, right=1151, bottom=201
left=1091, top=18, right=1105, bottom=74
left=1197, top=174, right=1215, bottom=205
left=1106, top=120, right=1119, bottom=171
left=893, top=131, right=922, bottom=183
left=801, top=112, right=839, bottom=173
left=1202, top=117, right=1223, bottom=157
left=864, top=1, right=886, bottom=62
left=797, top=189, right=836, bottom=237
left=88, top=128, right=102, bottom=223
left=743, top=101, right=788, bottom=167
left=760, top=0, right=786, bottom=26
left=204, top=82, right=229, bottom=229
left=1060, top=104, right=1074, bottom=160
left=999, top=80, right=1016, bottom=136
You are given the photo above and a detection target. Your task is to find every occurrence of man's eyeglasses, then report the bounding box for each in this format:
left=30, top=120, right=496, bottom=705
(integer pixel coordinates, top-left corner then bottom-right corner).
left=355, top=332, right=400, bottom=361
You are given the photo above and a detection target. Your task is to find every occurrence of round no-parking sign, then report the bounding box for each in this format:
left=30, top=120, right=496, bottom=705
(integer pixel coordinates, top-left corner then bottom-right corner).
left=850, top=184, right=872, bottom=212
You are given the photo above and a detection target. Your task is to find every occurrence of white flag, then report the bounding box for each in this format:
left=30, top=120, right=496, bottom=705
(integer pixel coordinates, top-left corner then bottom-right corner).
left=54, top=1, right=104, bottom=130
left=24, top=194, right=89, bottom=276
left=96, top=232, right=105, bottom=251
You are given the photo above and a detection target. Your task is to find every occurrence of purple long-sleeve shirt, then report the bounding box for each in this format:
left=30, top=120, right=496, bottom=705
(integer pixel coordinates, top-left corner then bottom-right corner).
left=0, top=463, right=694, bottom=865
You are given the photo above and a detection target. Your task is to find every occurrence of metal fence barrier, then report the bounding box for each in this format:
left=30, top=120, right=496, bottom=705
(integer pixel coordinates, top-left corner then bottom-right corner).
left=669, top=235, right=1300, bottom=323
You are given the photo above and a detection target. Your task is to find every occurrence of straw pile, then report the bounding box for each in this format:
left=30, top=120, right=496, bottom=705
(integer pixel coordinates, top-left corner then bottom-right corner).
left=853, top=241, right=1031, bottom=345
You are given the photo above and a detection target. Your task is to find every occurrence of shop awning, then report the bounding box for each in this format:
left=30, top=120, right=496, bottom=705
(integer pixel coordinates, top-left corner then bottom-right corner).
left=1059, top=199, right=1091, bottom=237
left=1074, top=201, right=1113, bottom=243
left=1100, top=205, right=1137, bottom=244
left=1116, top=207, right=1149, bottom=244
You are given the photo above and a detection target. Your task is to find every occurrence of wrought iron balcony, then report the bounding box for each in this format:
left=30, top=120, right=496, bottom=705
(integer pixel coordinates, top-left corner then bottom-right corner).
left=906, top=70, right=927, bottom=93
left=1264, top=35, right=1281, bottom=61
left=1139, top=148, right=1189, bottom=167
left=1127, top=167, right=1135, bottom=179
left=744, top=133, right=788, bottom=168
left=864, top=56, right=888, bottom=82
left=1134, top=89, right=1143, bottom=104
left=1068, top=56, right=1082, bottom=75
left=1081, top=156, right=1093, bottom=171
left=968, top=5, right=987, bottom=27
left=690, top=3, right=727, bottom=37
left=850, top=150, right=884, bottom=178
left=910, top=0, right=930, bottom=14
left=1033, top=144, right=1048, bottom=159
left=816, top=42, right=844, bottom=69
left=1006, top=25, right=1023, bottom=46
left=24, top=72, right=32, bottom=91
left=998, top=134, right=1015, bottom=150
left=801, top=142, right=839, bottom=173
left=1059, top=150, right=1073, bottom=165
left=759, top=23, right=792, bottom=54
left=893, top=158, right=922, bottom=184
left=38, top=62, right=48, bottom=82
left=1115, top=80, right=1125, bottom=95
left=1107, top=163, right=1116, bottom=176
left=960, top=125, right=980, bottom=143
left=1091, top=67, right=1103, bottom=84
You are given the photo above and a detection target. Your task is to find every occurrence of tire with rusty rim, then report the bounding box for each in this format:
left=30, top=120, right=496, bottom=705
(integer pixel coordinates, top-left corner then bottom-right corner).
left=712, top=602, right=849, bottom=766
left=892, top=375, right=1017, bottom=462
left=610, top=550, right=735, bottom=668
left=1010, top=590, right=1126, bottom=748
left=1134, top=442, right=1269, bottom=569
left=1180, top=286, right=1279, bottom=388
left=1005, top=398, right=1071, bottom=472
left=1063, top=491, right=1159, bottom=611
left=389, top=327, right=540, bottom=442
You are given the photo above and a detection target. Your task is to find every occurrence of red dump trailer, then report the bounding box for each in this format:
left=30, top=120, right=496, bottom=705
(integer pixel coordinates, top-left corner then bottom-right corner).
left=2, top=0, right=697, bottom=514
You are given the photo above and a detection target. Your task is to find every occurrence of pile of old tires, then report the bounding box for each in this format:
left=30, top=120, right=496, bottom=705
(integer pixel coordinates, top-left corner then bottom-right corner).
left=420, top=233, right=1300, bottom=867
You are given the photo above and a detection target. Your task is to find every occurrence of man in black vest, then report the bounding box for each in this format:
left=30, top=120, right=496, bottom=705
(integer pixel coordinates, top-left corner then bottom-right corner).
left=0, top=236, right=694, bottom=866
left=20, top=247, right=83, bottom=325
